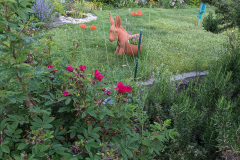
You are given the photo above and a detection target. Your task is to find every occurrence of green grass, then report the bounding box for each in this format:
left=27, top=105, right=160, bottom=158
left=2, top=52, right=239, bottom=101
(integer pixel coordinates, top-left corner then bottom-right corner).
left=42, top=7, right=227, bottom=82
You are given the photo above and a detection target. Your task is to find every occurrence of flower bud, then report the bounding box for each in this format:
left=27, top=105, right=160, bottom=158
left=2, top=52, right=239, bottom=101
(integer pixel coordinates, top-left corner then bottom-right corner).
left=106, top=144, right=112, bottom=148
left=39, top=138, right=44, bottom=144
left=80, top=149, right=85, bottom=154
left=71, top=146, right=79, bottom=154
left=114, top=148, right=119, bottom=154
left=0, top=138, right=4, bottom=144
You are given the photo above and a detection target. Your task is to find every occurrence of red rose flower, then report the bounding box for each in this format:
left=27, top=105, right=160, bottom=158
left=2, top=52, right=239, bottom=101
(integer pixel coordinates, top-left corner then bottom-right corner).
left=64, top=90, right=69, bottom=96
left=48, top=65, right=57, bottom=73
left=107, top=90, right=111, bottom=96
left=95, top=70, right=104, bottom=82
left=66, top=66, right=73, bottom=72
left=79, top=65, right=86, bottom=71
left=114, top=82, right=132, bottom=93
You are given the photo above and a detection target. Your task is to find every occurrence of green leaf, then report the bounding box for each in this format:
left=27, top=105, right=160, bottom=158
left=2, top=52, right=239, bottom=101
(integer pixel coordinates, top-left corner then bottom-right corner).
left=70, top=131, right=76, bottom=138
left=1, top=145, right=10, bottom=153
left=45, top=100, right=54, bottom=106
left=125, top=149, right=133, bottom=157
left=52, top=144, right=63, bottom=149
left=92, top=127, right=101, bottom=133
left=149, top=147, right=153, bottom=154
left=56, top=136, right=65, bottom=140
left=85, top=144, right=90, bottom=152
left=99, top=113, right=105, bottom=120
left=91, top=133, right=99, bottom=139
left=32, top=117, right=42, bottom=124
left=83, top=129, right=88, bottom=137
left=40, top=145, right=49, bottom=152
left=17, top=143, right=28, bottom=150
left=105, top=109, right=114, bottom=117
left=65, top=98, right=71, bottom=105
left=88, top=124, right=92, bottom=135
left=40, top=95, right=51, bottom=99
left=58, top=97, right=68, bottom=102
left=43, top=124, right=53, bottom=129
left=122, top=152, right=128, bottom=160
left=88, top=110, right=96, bottom=118
left=58, top=107, right=67, bottom=112
left=0, top=149, right=2, bottom=158
left=44, top=117, right=55, bottom=124
left=22, top=8, right=34, bottom=13
left=129, top=137, right=138, bottom=144
left=49, top=93, right=55, bottom=100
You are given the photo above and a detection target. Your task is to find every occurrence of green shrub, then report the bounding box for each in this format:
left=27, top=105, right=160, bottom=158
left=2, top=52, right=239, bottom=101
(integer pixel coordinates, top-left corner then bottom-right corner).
left=202, top=12, right=219, bottom=33
left=0, top=1, right=178, bottom=159
left=144, top=44, right=240, bottom=159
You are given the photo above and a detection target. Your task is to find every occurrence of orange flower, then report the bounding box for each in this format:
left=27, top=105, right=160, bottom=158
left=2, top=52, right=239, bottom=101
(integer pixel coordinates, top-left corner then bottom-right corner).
left=131, top=11, right=142, bottom=16
left=79, top=24, right=88, bottom=29
left=90, top=25, right=97, bottom=30
left=131, top=12, right=137, bottom=16
left=136, top=10, right=143, bottom=15
left=133, top=128, right=137, bottom=131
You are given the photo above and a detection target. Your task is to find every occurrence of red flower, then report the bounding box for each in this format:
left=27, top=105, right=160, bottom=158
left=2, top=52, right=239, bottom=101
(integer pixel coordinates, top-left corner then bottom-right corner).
left=27, top=29, right=30, bottom=33
left=90, top=25, right=97, bottom=30
left=79, top=65, right=86, bottom=71
left=131, top=12, right=137, bottom=16
left=102, top=88, right=111, bottom=96
left=66, top=66, right=73, bottom=72
left=136, top=10, right=143, bottom=15
left=48, top=65, right=57, bottom=73
left=107, top=90, right=111, bottom=96
left=79, top=24, right=88, bottom=29
left=95, top=70, right=104, bottom=82
left=114, top=82, right=132, bottom=93
left=64, top=90, right=69, bottom=96
left=131, top=11, right=142, bottom=16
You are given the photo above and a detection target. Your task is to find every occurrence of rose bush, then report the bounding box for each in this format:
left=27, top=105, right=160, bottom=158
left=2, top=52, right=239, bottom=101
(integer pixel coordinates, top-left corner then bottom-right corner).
left=0, top=1, right=178, bottom=159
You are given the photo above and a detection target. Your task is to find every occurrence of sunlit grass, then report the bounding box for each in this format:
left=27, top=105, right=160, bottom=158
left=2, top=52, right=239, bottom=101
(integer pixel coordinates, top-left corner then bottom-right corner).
left=43, top=7, right=227, bottom=82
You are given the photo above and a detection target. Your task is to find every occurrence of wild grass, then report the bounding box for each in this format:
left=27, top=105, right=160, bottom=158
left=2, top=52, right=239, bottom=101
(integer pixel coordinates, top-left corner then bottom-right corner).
left=42, top=7, right=227, bottom=83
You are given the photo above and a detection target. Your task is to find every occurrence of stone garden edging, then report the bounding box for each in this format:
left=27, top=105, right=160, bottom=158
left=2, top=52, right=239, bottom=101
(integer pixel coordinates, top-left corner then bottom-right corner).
left=50, top=12, right=97, bottom=28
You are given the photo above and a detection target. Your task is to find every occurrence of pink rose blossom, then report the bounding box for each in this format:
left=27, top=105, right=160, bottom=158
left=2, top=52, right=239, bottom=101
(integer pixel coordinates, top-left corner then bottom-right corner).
left=79, top=65, right=86, bottom=71
left=48, top=65, right=57, bottom=73
left=114, top=82, right=132, bottom=93
left=95, top=70, right=104, bottom=82
left=66, top=66, right=73, bottom=72
left=64, top=90, right=69, bottom=96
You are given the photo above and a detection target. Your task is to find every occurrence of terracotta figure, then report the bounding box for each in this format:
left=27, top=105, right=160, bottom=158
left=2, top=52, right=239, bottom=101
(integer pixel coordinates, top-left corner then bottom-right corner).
left=109, top=13, right=142, bottom=56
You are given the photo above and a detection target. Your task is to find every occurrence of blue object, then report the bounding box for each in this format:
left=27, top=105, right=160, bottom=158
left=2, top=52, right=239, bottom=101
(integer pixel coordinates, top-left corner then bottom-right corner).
left=198, top=3, right=207, bottom=19
left=134, top=29, right=143, bottom=81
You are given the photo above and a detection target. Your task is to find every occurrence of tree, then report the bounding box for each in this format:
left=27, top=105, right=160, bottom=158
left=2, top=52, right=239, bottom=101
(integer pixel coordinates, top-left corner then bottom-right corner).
left=202, top=0, right=240, bottom=33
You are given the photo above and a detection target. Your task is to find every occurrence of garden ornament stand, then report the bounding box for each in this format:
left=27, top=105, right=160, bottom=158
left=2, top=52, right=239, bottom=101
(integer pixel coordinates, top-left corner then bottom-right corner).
left=197, top=3, right=207, bottom=26
left=109, top=13, right=142, bottom=56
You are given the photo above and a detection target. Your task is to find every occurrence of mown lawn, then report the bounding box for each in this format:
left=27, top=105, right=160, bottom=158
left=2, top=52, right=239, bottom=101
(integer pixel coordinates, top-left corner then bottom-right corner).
left=42, top=7, right=226, bottom=82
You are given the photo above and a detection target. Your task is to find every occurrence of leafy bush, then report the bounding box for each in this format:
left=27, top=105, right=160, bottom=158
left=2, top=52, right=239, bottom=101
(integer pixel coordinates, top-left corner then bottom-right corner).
left=0, top=0, right=178, bottom=159
left=202, top=12, right=219, bottom=33
left=160, top=0, right=172, bottom=8
left=145, top=44, right=240, bottom=159
left=170, top=0, right=187, bottom=9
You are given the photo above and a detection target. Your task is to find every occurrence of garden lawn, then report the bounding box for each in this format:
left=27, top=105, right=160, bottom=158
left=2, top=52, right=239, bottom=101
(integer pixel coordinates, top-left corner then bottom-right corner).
left=42, top=7, right=226, bottom=83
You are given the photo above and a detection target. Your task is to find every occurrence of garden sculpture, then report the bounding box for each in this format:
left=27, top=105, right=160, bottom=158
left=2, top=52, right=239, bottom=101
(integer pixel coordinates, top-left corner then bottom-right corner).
left=197, top=3, right=207, bottom=26
left=109, top=13, right=142, bottom=56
